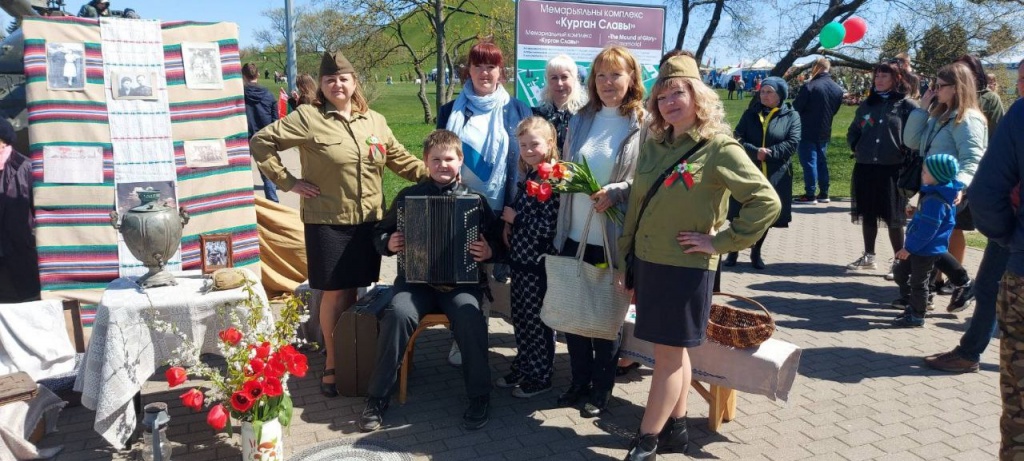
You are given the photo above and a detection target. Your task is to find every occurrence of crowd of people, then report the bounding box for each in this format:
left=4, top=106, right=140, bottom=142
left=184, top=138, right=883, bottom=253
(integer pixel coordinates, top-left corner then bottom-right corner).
left=246, top=43, right=1024, bottom=457
left=246, top=42, right=781, bottom=460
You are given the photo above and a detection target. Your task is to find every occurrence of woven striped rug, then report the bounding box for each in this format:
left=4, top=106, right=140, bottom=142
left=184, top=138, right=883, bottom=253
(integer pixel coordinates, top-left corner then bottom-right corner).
left=23, top=17, right=259, bottom=299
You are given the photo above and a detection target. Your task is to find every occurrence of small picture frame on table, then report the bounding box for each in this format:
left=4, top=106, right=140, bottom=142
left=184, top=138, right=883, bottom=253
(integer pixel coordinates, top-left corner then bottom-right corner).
left=200, top=234, right=233, bottom=274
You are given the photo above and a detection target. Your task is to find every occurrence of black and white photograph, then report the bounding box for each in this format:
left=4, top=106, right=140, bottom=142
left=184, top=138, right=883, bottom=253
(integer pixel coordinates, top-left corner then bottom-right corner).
left=200, top=234, right=233, bottom=274
left=181, top=42, right=224, bottom=90
left=183, top=139, right=229, bottom=168
left=46, top=42, right=85, bottom=91
left=112, top=71, right=159, bottom=101
left=114, top=181, right=176, bottom=219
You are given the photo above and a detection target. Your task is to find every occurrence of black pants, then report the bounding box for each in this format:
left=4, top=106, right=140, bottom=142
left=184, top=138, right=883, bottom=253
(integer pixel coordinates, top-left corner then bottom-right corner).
left=560, top=239, right=621, bottom=393
left=367, top=278, right=492, bottom=399
left=894, top=252, right=969, bottom=316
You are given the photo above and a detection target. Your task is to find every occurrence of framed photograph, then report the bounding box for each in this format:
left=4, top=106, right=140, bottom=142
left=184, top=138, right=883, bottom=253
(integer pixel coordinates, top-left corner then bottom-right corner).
left=46, top=42, right=85, bottom=91
left=184, top=139, right=228, bottom=168
left=115, top=181, right=176, bottom=219
left=200, top=234, right=233, bottom=274
left=112, top=71, right=159, bottom=101
left=181, top=42, right=224, bottom=90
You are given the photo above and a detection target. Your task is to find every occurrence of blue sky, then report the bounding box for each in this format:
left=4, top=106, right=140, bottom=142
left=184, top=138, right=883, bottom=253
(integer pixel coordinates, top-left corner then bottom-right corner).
left=0, top=0, right=888, bottom=67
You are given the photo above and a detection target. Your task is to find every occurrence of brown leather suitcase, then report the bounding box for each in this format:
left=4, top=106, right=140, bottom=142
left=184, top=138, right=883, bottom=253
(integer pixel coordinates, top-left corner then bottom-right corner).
left=333, top=285, right=392, bottom=397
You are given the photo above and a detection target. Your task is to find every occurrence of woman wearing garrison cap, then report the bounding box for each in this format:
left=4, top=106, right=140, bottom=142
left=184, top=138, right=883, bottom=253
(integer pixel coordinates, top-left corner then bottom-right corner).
left=251, top=51, right=427, bottom=398
left=617, top=55, right=780, bottom=460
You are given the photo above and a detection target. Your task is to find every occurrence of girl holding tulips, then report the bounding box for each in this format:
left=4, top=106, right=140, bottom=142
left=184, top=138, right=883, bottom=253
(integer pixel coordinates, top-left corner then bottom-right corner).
left=497, top=116, right=562, bottom=398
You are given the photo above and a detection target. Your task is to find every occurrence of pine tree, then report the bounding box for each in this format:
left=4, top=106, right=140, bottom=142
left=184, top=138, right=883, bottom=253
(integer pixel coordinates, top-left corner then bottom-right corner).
left=879, top=24, right=910, bottom=62
left=916, top=24, right=969, bottom=76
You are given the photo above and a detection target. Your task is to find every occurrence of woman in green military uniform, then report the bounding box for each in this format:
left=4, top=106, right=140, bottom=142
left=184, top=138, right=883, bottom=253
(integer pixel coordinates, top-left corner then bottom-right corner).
left=250, top=51, right=427, bottom=398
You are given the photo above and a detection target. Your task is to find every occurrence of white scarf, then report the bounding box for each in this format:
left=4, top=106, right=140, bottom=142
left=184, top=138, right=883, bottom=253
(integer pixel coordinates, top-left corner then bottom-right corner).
left=446, top=83, right=510, bottom=210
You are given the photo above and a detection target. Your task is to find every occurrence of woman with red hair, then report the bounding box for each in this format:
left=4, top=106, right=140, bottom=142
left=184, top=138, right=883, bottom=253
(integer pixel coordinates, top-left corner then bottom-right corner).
left=438, top=41, right=532, bottom=215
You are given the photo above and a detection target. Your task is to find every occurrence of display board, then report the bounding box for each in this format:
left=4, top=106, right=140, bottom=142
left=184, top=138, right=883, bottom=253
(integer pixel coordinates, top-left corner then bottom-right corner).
left=23, top=17, right=259, bottom=295
left=515, top=0, right=666, bottom=107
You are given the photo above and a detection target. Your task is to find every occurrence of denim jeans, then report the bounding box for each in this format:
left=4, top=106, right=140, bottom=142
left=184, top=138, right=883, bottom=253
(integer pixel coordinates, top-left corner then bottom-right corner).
left=955, top=241, right=1008, bottom=362
left=797, top=140, right=830, bottom=197
left=260, top=172, right=279, bottom=203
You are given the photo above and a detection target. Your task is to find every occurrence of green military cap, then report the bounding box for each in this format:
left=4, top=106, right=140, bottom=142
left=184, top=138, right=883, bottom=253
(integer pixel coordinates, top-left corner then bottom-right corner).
left=320, top=50, right=355, bottom=77
left=657, top=55, right=700, bottom=81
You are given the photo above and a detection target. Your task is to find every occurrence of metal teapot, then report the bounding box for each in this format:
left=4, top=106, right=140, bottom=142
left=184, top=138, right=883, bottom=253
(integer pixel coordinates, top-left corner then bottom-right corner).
left=109, top=188, right=189, bottom=288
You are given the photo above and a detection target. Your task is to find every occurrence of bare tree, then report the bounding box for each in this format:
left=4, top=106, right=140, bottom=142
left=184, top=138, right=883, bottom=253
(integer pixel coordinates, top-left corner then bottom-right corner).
left=297, top=9, right=361, bottom=54
left=670, top=0, right=756, bottom=64
left=253, top=8, right=294, bottom=73
left=324, top=0, right=510, bottom=123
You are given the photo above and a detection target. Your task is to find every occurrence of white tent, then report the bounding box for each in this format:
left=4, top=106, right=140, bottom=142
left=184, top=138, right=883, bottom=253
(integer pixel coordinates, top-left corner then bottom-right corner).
left=748, top=58, right=774, bottom=70
left=716, top=67, right=743, bottom=88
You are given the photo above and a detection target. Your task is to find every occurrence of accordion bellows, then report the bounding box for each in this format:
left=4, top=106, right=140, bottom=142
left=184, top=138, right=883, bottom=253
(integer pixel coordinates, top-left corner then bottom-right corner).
left=398, top=196, right=482, bottom=284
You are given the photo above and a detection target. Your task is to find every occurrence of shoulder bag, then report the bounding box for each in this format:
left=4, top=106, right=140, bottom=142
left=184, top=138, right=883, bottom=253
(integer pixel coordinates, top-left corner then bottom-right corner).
left=624, top=139, right=708, bottom=289
left=540, top=206, right=631, bottom=341
left=897, top=118, right=951, bottom=199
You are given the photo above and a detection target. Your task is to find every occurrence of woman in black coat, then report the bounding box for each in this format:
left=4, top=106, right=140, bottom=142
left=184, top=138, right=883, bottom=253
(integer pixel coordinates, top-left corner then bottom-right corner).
left=725, top=76, right=800, bottom=269
left=844, top=60, right=918, bottom=279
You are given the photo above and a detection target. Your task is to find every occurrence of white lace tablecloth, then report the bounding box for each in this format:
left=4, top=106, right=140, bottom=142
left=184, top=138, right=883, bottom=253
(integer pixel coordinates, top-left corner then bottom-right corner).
left=73, top=270, right=268, bottom=447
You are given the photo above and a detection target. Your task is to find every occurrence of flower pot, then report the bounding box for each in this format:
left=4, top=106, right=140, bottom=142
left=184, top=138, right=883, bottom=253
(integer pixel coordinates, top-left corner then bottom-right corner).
left=240, top=417, right=283, bottom=461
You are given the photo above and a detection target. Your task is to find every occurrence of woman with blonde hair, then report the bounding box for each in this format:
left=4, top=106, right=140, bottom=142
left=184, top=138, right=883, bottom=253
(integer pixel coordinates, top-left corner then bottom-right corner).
left=902, top=62, right=988, bottom=316
left=619, top=55, right=780, bottom=459
left=532, top=54, right=587, bottom=151
left=551, top=44, right=645, bottom=418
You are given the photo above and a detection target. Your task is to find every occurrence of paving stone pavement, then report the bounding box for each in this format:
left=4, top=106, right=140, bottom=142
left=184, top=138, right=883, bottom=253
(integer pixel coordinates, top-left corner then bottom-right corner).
left=43, top=188, right=1000, bottom=459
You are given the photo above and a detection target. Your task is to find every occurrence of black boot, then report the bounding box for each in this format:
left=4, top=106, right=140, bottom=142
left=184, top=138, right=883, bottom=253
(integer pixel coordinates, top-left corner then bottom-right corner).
left=723, top=252, right=738, bottom=267
left=624, top=432, right=659, bottom=461
left=750, top=230, right=768, bottom=270
left=657, top=416, right=688, bottom=454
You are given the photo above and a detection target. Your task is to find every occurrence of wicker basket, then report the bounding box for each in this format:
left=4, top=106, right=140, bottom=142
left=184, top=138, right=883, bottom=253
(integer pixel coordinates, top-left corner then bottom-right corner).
left=706, top=292, right=775, bottom=348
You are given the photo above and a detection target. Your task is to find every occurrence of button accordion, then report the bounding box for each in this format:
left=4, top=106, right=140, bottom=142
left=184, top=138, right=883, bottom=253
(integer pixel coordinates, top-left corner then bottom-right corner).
left=397, top=195, right=482, bottom=284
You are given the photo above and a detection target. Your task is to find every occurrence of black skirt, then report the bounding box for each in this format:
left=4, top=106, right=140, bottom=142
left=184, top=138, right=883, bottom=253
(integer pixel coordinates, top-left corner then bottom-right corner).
left=305, top=222, right=381, bottom=290
left=633, top=258, right=715, bottom=347
left=850, top=163, right=907, bottom=228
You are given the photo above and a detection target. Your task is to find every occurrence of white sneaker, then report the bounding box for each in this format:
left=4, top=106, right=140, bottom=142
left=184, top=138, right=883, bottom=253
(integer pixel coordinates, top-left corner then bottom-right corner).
left=884, top=259, right=898, bottom=281
left=847, top=252, right=877, bottom=270
left=447, top=341, right=462, bottom=367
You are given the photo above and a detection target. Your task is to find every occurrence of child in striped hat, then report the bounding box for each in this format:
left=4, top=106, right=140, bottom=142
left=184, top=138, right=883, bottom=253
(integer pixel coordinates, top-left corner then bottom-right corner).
left=891, top=153, right=976, bottom=327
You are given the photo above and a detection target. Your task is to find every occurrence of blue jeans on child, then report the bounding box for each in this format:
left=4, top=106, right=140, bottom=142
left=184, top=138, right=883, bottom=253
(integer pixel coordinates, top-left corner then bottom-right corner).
left=798, top=140, right=830, bottom=198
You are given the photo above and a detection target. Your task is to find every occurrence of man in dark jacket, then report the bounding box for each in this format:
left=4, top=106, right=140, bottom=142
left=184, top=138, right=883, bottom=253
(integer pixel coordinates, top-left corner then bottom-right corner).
left=792, top=57, right=844, bottom=203
left=243, top=62, right=279, bottom=202
left=0, top=118, right=40, bottom=302
left=968, top=98, right=1024, bottom=459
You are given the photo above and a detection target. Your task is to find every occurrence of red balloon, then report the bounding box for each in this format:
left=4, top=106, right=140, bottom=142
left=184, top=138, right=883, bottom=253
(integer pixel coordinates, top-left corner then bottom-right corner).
left=842, top=17, right=867, bottom=44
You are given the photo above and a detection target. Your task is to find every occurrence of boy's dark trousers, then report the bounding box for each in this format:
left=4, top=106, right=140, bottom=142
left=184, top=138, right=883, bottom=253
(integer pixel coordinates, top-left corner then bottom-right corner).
left=366, top=277, right=492, bottom=400
left=895, top=253, right=970, bottom=316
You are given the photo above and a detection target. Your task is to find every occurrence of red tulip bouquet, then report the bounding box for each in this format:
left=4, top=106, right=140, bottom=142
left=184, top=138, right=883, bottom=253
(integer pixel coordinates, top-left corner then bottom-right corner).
left=153, top=282, right=310, bottom=438
left=526, top=158, right=624, bottom=225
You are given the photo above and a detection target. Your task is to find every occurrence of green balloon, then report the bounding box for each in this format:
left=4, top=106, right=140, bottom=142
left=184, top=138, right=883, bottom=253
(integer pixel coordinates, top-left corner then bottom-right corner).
left=819, top=22, right=846, bottom=49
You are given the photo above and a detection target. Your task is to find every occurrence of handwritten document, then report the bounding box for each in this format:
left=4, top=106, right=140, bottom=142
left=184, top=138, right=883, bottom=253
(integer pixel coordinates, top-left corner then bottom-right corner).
left=43, top=145, right=104, bottom=183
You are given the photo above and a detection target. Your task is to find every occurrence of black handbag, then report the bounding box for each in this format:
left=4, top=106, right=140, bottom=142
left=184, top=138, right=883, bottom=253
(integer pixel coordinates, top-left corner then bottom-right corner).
left=897, top=118, right=952, bottom=199
left=896, top=152, right=923, bottom=199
